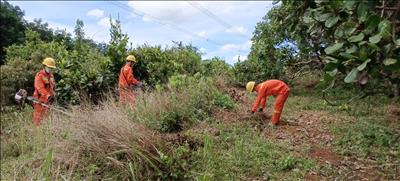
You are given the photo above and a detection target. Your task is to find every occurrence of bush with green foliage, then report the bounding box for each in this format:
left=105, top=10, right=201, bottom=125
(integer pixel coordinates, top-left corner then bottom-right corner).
left=129, top=74, right=234, bottom=133
left=0, top=29, right=69, bottom=105
left=239, top=0, right=399, bottom=96
left=129, top=42, right=203, bottom=87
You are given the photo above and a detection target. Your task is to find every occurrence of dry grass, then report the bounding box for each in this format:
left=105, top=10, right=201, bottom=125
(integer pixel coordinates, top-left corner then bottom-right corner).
left=13, top=98, right=169, bottom=180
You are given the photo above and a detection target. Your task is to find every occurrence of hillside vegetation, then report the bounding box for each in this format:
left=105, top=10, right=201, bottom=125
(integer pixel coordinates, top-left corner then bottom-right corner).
left=1, top=0, right=399, bottom=180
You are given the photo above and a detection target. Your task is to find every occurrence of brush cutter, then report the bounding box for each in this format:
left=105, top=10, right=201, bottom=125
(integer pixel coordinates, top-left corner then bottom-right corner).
left=15, top=89, right=73, bottom=117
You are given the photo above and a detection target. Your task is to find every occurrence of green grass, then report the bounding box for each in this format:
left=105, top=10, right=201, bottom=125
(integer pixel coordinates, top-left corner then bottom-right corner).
left=188, top=122, right=314, bottom=180
left=285, top=86, right=400, bottom=164
left=1, top=76, right=399, bottom=180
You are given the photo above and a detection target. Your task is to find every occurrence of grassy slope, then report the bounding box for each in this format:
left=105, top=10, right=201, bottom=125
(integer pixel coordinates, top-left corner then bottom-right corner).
left=1, top=78, right=399, bottom=180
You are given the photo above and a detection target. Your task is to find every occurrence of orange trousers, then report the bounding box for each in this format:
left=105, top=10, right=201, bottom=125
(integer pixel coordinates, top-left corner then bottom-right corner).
left=119, top=89, right=135, bottom=106
left=271, top=90, right=290, bottom=125
left=32, top=103, right=48, bottom=126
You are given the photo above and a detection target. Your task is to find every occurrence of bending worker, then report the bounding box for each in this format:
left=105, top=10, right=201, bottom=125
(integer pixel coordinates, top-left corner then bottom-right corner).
left=246, top=79, right=290, bottom=125
left=32, top=57, right=56, bottom=126
left=118, top=55, right=142, bottom=105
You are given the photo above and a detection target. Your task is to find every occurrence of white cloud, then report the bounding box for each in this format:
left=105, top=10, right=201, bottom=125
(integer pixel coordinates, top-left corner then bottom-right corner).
left=128, top=1, right=197, bottom=24
left=199, top=47, right=207, bottom=54
left=226, top=26, right=247, bottom=34
left=47, top=22, right=74, bottom=34
left=97, top=17, right=110, bottom=27
left=220, top=43, right=241, bottom=52
left=220, top=40, right=251, bottom=53
left=197, top=31, right=207, bottom=38
left=142, top=15, right=153, bottom=22
left=87, top=9, right=104, bottom=18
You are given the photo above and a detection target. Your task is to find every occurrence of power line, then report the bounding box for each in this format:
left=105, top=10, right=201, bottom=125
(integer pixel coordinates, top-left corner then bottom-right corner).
left=188, top=2, right=250, bottom=39
left=108, top=1, right=224, bottom=46
left=188, top=2, right=251, bottom=58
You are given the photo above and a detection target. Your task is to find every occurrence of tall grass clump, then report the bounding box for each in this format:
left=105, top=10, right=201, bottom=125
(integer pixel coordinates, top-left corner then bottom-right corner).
left=3, top=99, right=169, bottom=180
left=130, top=74, right=235, bottom=133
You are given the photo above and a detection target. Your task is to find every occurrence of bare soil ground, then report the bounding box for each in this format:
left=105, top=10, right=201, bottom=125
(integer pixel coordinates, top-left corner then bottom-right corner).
left=215, top=86, right=397, bottom=180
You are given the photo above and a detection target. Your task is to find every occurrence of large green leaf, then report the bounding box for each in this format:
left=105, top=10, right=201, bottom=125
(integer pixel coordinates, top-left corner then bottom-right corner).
left=357, top=59, right=371, bottom=71
left=368, top=43, right=380, bottom=52
left=324, top=42, right=344, bottom=54
left=327, top=68, right=338, bottom=77
left=334, top=27, right=344, bottom=38
left=359, top=46, right=369, bottom=61
left=343, top=21, right=357, bottom=36
left=395, top=39, right=400, bottom=47
left=348, top=33, right=365, bottom=42
left=358, top=41, right=368, bottom=46
left=340, top=52, right=358, bottom=59
left=383, top=58, right=397, bottom=66
left=324, top=56, right=339, bottom=63
left=345, top=45, right=358, bottom=54
left=325, top=16, right=340, bottom=28
left=324, top=62, right=338, bottom=71
left=357, top=3, right=369, bottom=22
left=365, top=15, right=380, bottom=33
left=316, top=13, right=333, bottom=22
left=383, top=44, right=392, bottom=54
left=343, top=1, right=356, bottom=10
left=378, top=20, right=392, bottom=39
left=303, top=15, right=314, bottom=24
left=369, top=34, right=382, bottom=44
left=344, top=68, right=359, bottom=83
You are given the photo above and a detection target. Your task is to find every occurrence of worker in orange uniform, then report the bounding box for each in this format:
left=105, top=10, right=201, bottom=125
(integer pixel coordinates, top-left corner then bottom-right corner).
left=32, top=57, right=56, bottom=126
left=246, top=80, right=290, bottom=125
left=118, top=55, right=142, bottom=106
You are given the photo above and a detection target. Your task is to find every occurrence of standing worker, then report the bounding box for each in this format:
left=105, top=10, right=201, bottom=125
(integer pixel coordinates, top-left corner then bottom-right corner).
left=118, top=55, right=142, bottom=105
left=32, top=57, right=56, bottom=126
left=246, top=79, right=290, bottom=125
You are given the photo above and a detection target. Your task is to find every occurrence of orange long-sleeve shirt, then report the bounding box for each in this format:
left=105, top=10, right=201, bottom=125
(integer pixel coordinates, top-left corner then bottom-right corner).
left=118, top=62, right=139, bottom=89
left=33, top=70, right=55, bottom=103
left=251, top=79, right=289, bottom=112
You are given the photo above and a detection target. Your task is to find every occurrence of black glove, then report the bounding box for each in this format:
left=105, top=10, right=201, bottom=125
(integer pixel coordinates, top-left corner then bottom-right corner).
left=47, top=96, right=55, bottom=104
left=258, top=108, right=263, bottom=112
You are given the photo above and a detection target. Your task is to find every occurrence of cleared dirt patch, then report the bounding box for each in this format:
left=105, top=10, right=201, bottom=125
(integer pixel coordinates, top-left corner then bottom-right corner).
left=220, top=85, right=394, bottom=180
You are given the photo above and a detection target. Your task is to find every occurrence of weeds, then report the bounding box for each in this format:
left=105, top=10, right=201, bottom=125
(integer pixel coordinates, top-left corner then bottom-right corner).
left=130, top=74, right=234, bottom=133
left=333, top=120, right=400, bottom=160
left=189, top=123, right=314, bottom=180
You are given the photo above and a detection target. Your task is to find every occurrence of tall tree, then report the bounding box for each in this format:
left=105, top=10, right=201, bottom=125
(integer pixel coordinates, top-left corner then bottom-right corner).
left=107, top=16, right=129, bottom=82
left=0, top=0, right=26, bottom=64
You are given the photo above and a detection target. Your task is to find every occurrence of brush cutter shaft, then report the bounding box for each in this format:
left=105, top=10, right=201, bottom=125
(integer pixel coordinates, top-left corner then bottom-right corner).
left=27, top=96, right=73, bottom=117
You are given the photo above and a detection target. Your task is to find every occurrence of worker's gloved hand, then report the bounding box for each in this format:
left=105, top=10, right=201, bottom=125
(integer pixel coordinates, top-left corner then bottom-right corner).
left=258, top=108, right=263, bottom=112
left=47, top=96, right=55, bottom=104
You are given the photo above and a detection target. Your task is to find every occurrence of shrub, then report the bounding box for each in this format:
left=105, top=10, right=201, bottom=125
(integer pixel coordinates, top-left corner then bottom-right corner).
left=213, top=92, right=235, bottom=109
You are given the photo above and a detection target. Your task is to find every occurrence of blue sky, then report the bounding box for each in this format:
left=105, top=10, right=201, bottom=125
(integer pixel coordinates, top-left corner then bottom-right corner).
left=10, top=1, right=273, bottom=65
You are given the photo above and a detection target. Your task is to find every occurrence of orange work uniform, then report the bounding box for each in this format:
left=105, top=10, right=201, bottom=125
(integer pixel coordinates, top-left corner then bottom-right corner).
left=251, top=79, right=290, bottom=125
left=118, top=62, right=140, bottom=105
left=32, top=69, right=55, bottom=125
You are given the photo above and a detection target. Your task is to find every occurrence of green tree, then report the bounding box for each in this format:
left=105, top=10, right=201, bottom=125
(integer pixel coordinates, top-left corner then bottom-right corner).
left=245, top=0, right=400, bottom=96
left=106, top=16, right=129, bottom=84
left=0, top=0, right=26, bottom=65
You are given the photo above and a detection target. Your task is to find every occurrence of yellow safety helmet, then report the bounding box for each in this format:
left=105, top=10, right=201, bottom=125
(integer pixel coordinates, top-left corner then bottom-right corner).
left=42, top=57, right=56, bottom=68
left=246, top=81, right=255, bottom=92
left=126, top=55, right=136, bottom=62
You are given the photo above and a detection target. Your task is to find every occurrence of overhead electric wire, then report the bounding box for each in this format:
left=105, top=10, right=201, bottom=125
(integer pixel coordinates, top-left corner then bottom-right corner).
left=188, top=1, right=251, bottom=60
left=108, top=1, right=224, bottom=46
left=188, top=1, right=251, bottom=39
